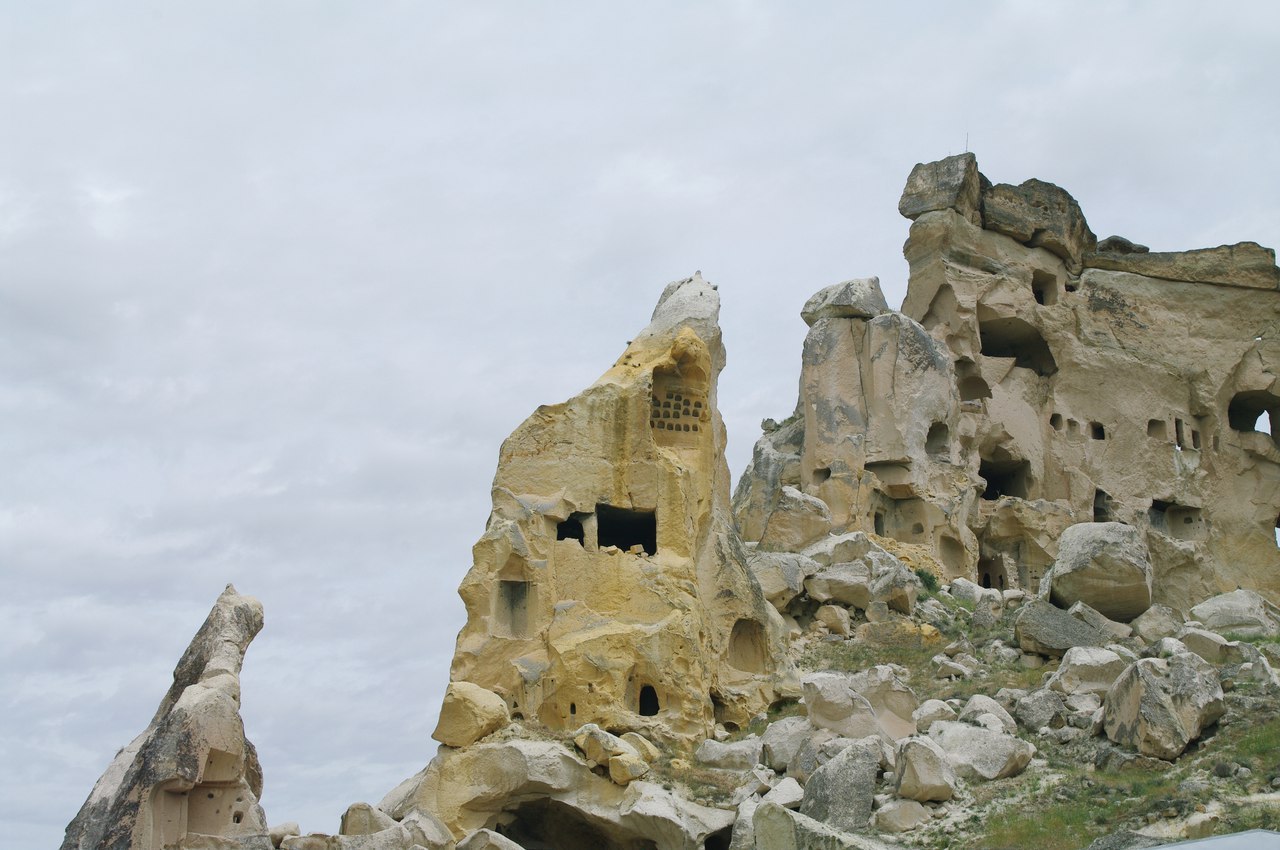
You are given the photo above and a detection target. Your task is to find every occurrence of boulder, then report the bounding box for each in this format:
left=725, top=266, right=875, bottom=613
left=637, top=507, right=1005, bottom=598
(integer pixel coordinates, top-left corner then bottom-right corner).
left=762, top=777, right=805, bottom=809
left=894, top=736, right=957, bottom=802
left=871, top=798, right=931, bottom=833
left=911, top=699, right=956, bottom=732
left=340, top=803, right=398, bottom=835
left=574, top=724, right=640, bottom=768
left=870, top=557, right=921, bottom=615
left=457, top=830, right=526, bottom=850
left=1047, top=647, right=1129, bottom=696
left=1041, top=523, right=1153, bottom=622
left=981, top=178, right=1097, bottom=271
left=432, top=682, right=510, bottom=748
left=1069, top=601, right=1134, bottom=640
left=620, top=732, right=662, bottom=763
left=1174, top=628, right=1240, bottom=665
left=1131, top=604, right=1184, bottom=643
left=845, top=665, right=919, bottom=740
left=748, top=551, right=819, bottom=611
left=728, top=798, right=759, bottom=850
left=804, top=562, right=872, bottom=608
left=957, top=694, right=1016, bottom=735
left=898, top=153, right=984, bottom=226
left=753, top=802, right=893, bottom=850
left=1014, top=689, right=1066, bottom=732
left=801, top=673, right=882, bottom=741
left=815, top=604, right=852, bottom=637
left=799, top=737, right=882, bottom=833
left=1103, top=654, right=1226, bottom=760
left=762, top=716, right=814, bottom=772
left=1014, top=599, right=1108, bottom=658
left=801, top=277, right=890, bottom=325
left=759, top=486, right=833, bottom=552
left=60, top=585, right=272, bottom=850
left=928, top=721, right=1035, bottom=781
left=696, top=736, right=763, bottom=770
left=609, top=752, right=651, bottom=785
left=1190, top=589, right=1280, bottom=637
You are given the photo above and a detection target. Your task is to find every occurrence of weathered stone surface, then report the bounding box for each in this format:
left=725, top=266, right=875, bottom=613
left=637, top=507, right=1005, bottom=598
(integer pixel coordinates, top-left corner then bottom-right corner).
left=1096, top=235, right=1149, bottom=254
left=1085, top=241, right=1280, bottom=289
left=763, top=776, right=805, bottom=809
left=1175, top=627, right=1243, bottom=665
left=1014, top=689, right=1066, bottom=732
left=749, top=551, right=819, bottom=611
left=898, top=153, right=984, bottom=226
left=61, top=585, right=271, bottom=850
left=696, top=735, right=762, bottom=770
left=1131, top=604, right=1184, bottom=643
left=981, top=178, right=1097, bottom=271
left=894, top=736, right=957, bottom=802
left=1042, top=523, right=1153, bottom=622
left=340, top=803, right=398, bottom=835
left=802, top=669, right=918, bottom=742
left=1102, top=654, right=1226, bottom=760
left=753, top=802, right=892, bottom=850
left=805, top=562, right=873, bottom=609
left=1190, top=589, right=1280, bottom=637
left=814, top=604, right=852, bottom=636
left=928, top=721, right=1035, bottom=781
left=1069, top=600, right=1134, bottom=640
left=801, top=277, right=891, bottom=325
left=456, top=830, right=525, bottom=850
left=1047, top=646, right=1129, bottom=697
left=762, top=716, right=814, bottom=772
left=1015, top=599, right=1109, bottom=658
left=609, top=751, right=651, bottom=785
left=760, top=486, right=834, bottom=553
left=432, top=682, right=510, bottom=748
left=799, top=737, right=882, bottom=833
left=911, top=699, right=956, bottom=732
left=574, top=723, right=639, bottom=768
left=871, top=799, right=930, bottom=833
left=957, top=694, right=1016, bottom=735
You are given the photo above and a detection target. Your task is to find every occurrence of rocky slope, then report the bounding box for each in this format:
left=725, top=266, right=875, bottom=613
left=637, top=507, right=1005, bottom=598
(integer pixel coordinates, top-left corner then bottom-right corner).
left=62, top=155, right=1280, bottom=850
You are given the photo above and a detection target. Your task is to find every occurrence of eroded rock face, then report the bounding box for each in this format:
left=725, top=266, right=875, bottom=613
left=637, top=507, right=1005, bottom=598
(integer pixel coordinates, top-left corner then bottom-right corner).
left=61, top=585, right=270, bottom=850
left=1043, top=522, right=1153, bottom=621
left=1102, top=654, right=1226, bottom=760
left=735, top=153, right=1280, bottom=611
left=448, top=274, right=789, bottom=745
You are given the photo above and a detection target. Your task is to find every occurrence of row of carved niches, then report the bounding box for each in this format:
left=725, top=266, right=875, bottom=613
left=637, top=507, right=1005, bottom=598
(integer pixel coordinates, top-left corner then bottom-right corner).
left=650, top=377, right=708, bottom=445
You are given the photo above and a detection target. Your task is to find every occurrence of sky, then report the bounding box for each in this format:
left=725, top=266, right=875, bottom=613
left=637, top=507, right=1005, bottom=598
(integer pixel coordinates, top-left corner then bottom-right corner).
left=3, top=2, right=1279, bottom=845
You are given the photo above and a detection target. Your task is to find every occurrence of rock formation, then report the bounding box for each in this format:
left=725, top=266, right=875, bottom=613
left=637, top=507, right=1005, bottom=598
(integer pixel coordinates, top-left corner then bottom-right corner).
left=62, top=154, right=1280, bottom=849
left=61, top=585, right=270, bottom=850
left=735, top=151, right=1280, bottom=612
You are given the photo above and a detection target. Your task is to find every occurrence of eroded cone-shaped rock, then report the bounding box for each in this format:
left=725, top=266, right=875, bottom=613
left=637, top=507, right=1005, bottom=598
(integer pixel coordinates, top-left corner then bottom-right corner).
left=894, top=736, right=957, bottom=802
left=432, top=682, right=510, bottom=748
left=1103, top=654, right=1226, bottom=760
left=61, top=585, right=271, bottom=850
left=1042, top=522, right=1153, bottom=622
left=447, top=274, right=788, bottom=745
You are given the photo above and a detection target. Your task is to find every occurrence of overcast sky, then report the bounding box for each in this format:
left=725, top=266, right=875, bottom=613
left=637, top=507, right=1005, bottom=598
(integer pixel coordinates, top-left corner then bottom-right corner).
left=4, top=3, right=1279, bottom=845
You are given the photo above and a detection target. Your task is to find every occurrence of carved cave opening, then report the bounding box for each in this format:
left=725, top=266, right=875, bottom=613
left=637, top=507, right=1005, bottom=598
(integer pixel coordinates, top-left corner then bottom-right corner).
left=926, top=422, right=950, bottom=458
left=727, top=618, right=768, bottom=673
left=1090, top=422, right=1106, bottom=440
left=493, top=798, right=657, bottom=850
left=978, top=555, right=1007, bottom=590
left=1050, top=413, right=1063, bottom=431
left=1148, top=418, right=1167, bottom=439
left=651, top=365, right=708, bottom=447
left=1093, top=489, right=1115, bottom=523
left=556, top=513, right=587, bottom=545
left=1228, top=390, right=1280, bottom=449
left=978, top=317, right=1058, bottom=377
left=939, top=535, right=965, bottom=575
left=596, top=504, right=656, bottom=556
left=1031, top=269, right=1059, bottom=306
left=496, top=580, right=532, bottom=638
left=1148, top=500, right=1205, bottom=541
left=979, top=456, right=1030, bottom=501
left=638, top=685, right=660, bottom=717
left=956, top=360, right=992, bottom=401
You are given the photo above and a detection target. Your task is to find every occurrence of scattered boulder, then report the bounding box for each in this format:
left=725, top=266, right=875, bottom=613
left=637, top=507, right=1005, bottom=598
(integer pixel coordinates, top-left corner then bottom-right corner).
left=928, top=721, right=1035, bottom=781
left=805, top=562, right=873, bottom=609
left=574, top=724, right=640, bottom=768
left=911, top=699, right=956, bottom=732
left=753, top=801, right=892, bottom=850
left=801, top=277, right=891, bottom=325
left=696, top=736, right=763, bottom=770
left=871, top=798, right=930, bottom=833
left=1130, top=604, right=1184, bottom=643
left=894, top=736, right=957, bottom=802
left=1190, top=589, right=1280, bottom=638
left=340, top=803, right=398, bottom=835
left=1103, top=654, right=1226, bottom=760
left=1014, top=689, right=1066, bottom=732
left=762, top=776, right=805, bottom=809
left=815, top=604, right=852, bottom=636
left=958, top=694, right=1016, bottom=735
left=762, top=716, right=814, bottom=772
left=1014, top=599, right=1108, bottom=658
left=432, top=682, right=510, bottom=748
left=1041, top=523, right=1153, bottom=622
left=801, top=673, right=882, bottom=741
left=1047, top=646, right=1129, bottom=697
left=1069, top=601, right=1133, bottom=640
left=799, top=737, right=882, bottom=833
left=760, top=486, right=833, bottom=552
left=748, top=551, right=819, bottom=611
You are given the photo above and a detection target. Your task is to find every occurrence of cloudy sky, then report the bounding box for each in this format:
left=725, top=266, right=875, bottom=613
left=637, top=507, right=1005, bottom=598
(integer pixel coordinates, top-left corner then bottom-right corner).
left=4, top=2, right=1278, bottom=844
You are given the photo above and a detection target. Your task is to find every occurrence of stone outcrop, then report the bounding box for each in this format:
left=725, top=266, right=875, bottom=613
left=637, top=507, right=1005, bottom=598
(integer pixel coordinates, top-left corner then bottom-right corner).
left=449, top=274, right=789, bottom=745
left=1042, top=522, right=1153, bottom=621
left=1102, top=653, right=1226, bottom=760
left=61, top=585, right=270, bottom=850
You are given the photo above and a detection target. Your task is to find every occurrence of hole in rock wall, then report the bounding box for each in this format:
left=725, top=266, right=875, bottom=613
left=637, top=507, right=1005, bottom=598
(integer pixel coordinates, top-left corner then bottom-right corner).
left=494, top=798, right=657, bottom=850
left=1149, top=500, right=1205, bottom=541
left=1148, top=419, right=1167, bottom=439
left=1090, top=422, right=1106, bottom=440
left=874, top=512, right=886, bottom=535
left=638, top=685, right=660, bottom=717
left=979, top=457, right=1030, bottom=501
left=958, top=374, right=992, bottom=402
left=569, top=702, right=576, bottom=716
left=1093, top=490, right=1115, bottom=523
left=650, top=366, right=708, bottom=447
left=1192, top=428, right=1202, bottom=449
left=595, top=504, right=657, bottom=556
left=1067, top=419, right=1080, bottom=435
left=705, top=826, right=734, bottom=850
left=1275, top=515, right=1279, bottom=548
left=979, top=317, right=1058, bottom=377
left=940, top=536, right=965, bottom=574
left=926, top=422, right=950, bottom=458
left=556, top=514, right=587, bottom=545
left=728, top=618, right=768, bottom=673
left=496, top=581, right=533, bottom=638
left=1050, top=413, right=1064, bottom=431
left=978, top=555, right=1007, bottom=590
left=1031, top=269, right=1059, bottom=306
left=1229, top=390, right=1280, bottom=449
left=813, top=466, right=831, bottom=484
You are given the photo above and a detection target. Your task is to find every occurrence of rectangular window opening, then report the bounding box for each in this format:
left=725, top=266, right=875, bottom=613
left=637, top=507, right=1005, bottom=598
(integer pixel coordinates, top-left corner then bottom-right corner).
left=596, top=504, right=657, bottom=556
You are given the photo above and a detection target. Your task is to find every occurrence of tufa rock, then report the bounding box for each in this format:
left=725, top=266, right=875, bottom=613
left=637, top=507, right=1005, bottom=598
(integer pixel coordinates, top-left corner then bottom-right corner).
left=801, top=277, right=891, bottom=325
left=981, top=178, right=1097, bottom=272
left=1041, top=522, right=1153, bottom=622
left=1014, top=599, right=1109, bottom=658
left=432, top=682, right=510, bottom=748
left=894, top=736, right=957, bottom=802
left=1190, top=589, right=1280, bottom=637
left=1102, top=653, right=1226, bottom=760
left=928, top=721, right=1035, bottom=781
left=898, top=153, right=984, bottom=227
left=798, top=737, right=882, bottom=833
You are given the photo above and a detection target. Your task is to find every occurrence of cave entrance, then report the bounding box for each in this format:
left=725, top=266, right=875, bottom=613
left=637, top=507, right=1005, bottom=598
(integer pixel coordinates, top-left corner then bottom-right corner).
left=979, top=456, right=1030, bottom=501
left=979, top=317, right=1058, bottom=376
left=727, top=619, right=767, bottom=673
left=978, top=555, right=1007, bottom=591
left=1228, top=390, right=1280, bottom=449
left=493, top=798, right=657, bottom=850
left=638, top=685, right=660, bottom=717
left=596, top=504, right=656, bottom=556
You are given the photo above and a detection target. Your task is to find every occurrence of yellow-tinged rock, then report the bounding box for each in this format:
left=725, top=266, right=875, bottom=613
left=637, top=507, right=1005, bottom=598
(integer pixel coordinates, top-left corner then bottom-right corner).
left=431, top=682, right=510, bottom=748
left=608, top=752, right=650, bottom=784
